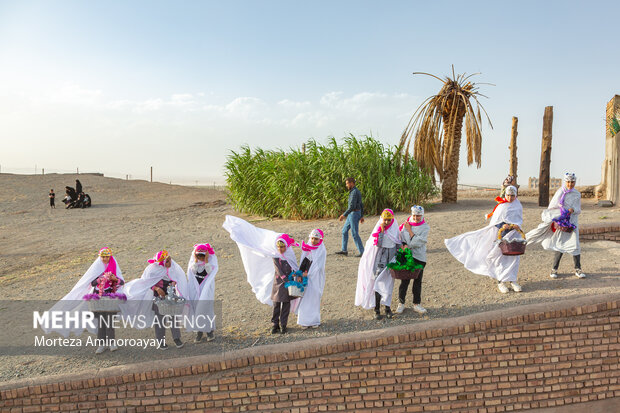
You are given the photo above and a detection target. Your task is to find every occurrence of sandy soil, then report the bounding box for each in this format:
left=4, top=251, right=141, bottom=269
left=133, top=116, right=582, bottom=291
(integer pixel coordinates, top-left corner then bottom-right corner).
left=0, top=173, right=618, bottom=383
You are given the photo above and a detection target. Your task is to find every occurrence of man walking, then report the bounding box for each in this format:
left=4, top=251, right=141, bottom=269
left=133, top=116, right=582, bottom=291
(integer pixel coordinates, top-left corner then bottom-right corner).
left=336, top=177, right=364, bottom=257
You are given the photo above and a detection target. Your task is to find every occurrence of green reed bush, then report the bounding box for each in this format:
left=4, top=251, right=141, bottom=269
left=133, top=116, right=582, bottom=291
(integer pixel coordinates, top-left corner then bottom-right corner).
left=225, top=135, right=438, bottom=219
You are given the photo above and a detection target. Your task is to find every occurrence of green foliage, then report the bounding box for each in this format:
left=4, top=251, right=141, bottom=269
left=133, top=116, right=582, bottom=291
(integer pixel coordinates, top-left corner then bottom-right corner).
left=224, top=135, right=438, bottom=219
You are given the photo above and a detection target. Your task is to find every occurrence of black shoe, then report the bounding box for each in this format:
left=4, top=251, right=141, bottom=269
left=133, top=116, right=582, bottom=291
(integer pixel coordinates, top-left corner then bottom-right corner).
left=206, top=331, right=215, bottom=341
left=174, top=338, right=185, bottom=348
left=385, top=310, right=393, bottom=319
left=160, top=344, right=169, bottom=350
left=335, top=250, right=348, bottom=256
left=271, top=326, right=280, bottom=334
left=374, top=313, right=383, bottom=320
left=281, top=327, right=288, bottom=334
left=194, top=332, right=203, bottom=343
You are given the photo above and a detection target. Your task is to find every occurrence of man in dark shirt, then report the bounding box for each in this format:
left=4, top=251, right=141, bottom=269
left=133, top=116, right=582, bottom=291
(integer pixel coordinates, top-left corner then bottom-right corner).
left=336, top=177, right=365, bottom=257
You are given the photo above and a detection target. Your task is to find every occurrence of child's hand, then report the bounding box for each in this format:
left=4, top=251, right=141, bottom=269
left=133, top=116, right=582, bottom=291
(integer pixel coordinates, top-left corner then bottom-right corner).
left=296, top=276, right=302, bottom=283
left=302, top=271, right=308, bottom=277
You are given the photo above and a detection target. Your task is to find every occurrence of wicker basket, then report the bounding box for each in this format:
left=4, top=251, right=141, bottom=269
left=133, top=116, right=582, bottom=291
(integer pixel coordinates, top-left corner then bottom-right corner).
left=88, top=296, right=121, bottom=313
left=390, top=268, right=422, bottom=280
left=553, top=222, right=574, bottom=233
left=497, top=227, right=527, bottom=256
left=154, top=299, right=185, bottom=316
left=287, top=285, right=305, bottom=299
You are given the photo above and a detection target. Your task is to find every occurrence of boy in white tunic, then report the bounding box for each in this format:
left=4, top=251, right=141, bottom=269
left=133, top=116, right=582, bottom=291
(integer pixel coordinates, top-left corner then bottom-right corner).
left=445, top=186, right=524, bottom=294
left=526, top=173, right=585, bottom=279
left=396, top=206, right=429, bottom=314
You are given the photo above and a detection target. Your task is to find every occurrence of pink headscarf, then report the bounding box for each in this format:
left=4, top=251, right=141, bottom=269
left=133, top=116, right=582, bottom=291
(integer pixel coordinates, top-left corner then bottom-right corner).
left=99, top=247, right=118, bottom=275
left=372, top=209, right=395, bottom=246
left=148, top=250, right=170, bottom=266
left=301, top=229, right=324, bottom=251
left=399, top=216, right=426, bottom=231
left=276, top=234, right=299, bottom=248
left=194, top=243, right=215, bottom=255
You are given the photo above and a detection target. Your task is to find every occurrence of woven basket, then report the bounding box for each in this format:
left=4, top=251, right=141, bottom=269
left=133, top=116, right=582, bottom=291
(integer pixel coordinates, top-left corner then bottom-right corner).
left=88, top=296, right=121, bottom=313
left=553, top=223, right=574, bottom=233
left=287, top=285, right=304, bottom=299
left=154, top=300, right=185, bottom=316
left=497, top=227, right=527, bottom=256
left=390, top=268, right=422, bottom=280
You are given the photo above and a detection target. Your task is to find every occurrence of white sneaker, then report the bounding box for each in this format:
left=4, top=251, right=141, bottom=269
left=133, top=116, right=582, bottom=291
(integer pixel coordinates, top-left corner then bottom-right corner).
left=510, top=282, right=522, bottom=292
left=550, top=269, right=558, bottom=279
left=575, top=269, right=586, bottom=279
left=95, top=346, right=106, bottom=354
left=109, top=344, right=118, bottom=352
left=412, top=304, right=427, bottom=314
left=396, top=303, right=405, bottom=314
left=497, top=283, right=509, bottom=294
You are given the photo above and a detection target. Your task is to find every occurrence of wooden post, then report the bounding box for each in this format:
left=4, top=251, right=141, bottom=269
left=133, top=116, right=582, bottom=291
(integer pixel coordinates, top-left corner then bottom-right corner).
left=42, top=168, right=44, bottom=175
left=77, top=167, right=79, bottom=174
left=302, top=143, right=306, bottom=155
left=538, top=106, right=553, bottom=207
left=509, top=117, right=518, bottom=188
left=150, top=167, right=153, bottom=183
left=126, top=175, right=128, bottom=180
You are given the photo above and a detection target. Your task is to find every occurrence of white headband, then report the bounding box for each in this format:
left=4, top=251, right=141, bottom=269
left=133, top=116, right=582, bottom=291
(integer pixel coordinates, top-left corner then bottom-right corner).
left=505, top=185, right=517, bottom=195
left=564, top=173, right=576, bottom=182
left=411, top=205, right=424, bottom=216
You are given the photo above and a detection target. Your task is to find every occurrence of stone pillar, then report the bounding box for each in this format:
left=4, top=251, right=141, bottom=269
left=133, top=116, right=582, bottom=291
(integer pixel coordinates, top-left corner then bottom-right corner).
left=597, top=95, right=620, bottom=204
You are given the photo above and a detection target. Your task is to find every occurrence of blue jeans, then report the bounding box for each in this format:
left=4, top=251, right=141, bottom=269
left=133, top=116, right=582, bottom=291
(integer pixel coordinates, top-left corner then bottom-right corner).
left=341, top=211, right=364, bottom=254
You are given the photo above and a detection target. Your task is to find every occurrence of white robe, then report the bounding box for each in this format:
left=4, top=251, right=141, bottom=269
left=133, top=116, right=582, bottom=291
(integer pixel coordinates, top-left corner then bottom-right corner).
left=295, top=243, right=327, bottom=327
left=355, top=217, right=400, bottom=309
left=186, top=252, right=219, bottom=332
left=222, top=215, right=299, bottom=307
left=42, top=257, right=125, bottom=337
left=526, top=188, right=581, bottom=255
left=445, top=200, right=523, bottom=283
left=123, top=259, right=192, bottom=328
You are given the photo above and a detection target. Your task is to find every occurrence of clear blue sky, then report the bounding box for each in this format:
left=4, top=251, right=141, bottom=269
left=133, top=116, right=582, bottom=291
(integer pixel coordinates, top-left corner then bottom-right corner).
left=1, top=0, right=618, bottom=185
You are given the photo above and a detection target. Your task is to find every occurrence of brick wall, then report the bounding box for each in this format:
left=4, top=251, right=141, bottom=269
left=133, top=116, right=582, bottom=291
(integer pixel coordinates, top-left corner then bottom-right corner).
left=580, top=223, right=620, bottom=242
left=1, top=294, right=619, bottom=412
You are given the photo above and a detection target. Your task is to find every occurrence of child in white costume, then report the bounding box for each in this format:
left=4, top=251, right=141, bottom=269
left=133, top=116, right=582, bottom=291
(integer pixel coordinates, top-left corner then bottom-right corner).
left=123, top=250, right=191, bottom=349
left=42, top=247, right=125, bottom=354
left=295, top=229, right=327, bottom=328
left=396, top=206, right=430, bottom=315
left=355, top=209, right=400, bottom=319
left=526, top=173, right=585, bottom=279
left=445, top=186, right=524, bottom=294
left=222, top=215, right=300, bottom=334
left=186, top=243, right=218, bottom=342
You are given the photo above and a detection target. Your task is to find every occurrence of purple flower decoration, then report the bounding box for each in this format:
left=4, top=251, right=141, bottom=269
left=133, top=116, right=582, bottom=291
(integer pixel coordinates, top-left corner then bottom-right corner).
left=552, top=208, right=576, bottom=231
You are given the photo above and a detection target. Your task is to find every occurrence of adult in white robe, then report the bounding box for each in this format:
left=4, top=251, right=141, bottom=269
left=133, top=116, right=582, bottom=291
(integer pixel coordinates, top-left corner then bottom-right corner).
left=526, top=173, right=585, bottom=278
left=295, top=229, right=327, bottom=328
left=186, top=243, right=218, bottom=341
left=445, top=186, right=524, bottom=293
left=355, top=209, right=400, bottom=318
left=42, top=247, right=125, bottom=342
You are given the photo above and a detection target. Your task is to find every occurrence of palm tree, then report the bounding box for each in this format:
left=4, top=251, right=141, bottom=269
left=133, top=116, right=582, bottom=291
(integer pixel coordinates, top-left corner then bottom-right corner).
left=399, top=67, right=492, bottom=203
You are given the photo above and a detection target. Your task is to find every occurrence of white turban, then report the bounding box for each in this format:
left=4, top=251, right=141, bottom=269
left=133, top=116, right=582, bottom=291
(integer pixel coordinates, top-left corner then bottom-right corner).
left=411, top=205, right=424, bottom=216
left=505, top=185, right=517, bottom=196
left=564, top=172, right=576, bottom=182
left=309, top=229, right=323, bottom=240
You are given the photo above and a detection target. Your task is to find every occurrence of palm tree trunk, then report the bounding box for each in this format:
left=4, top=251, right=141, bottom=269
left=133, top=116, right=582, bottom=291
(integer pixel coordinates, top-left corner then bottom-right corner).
left=441, top=104, right=466, bottom=203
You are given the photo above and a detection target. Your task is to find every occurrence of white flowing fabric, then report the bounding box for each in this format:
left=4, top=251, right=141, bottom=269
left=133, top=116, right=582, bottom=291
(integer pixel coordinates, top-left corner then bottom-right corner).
left=222, top=215, right=299, bottom=306
left=42, top=257, right=125, bottom=337
left=445, top=200, right=523, bottom=283
left=123, top=259, right=191, bottom=328
left=186, top=250, right=219, bottom=332
left=295, top=243, right=327, bottom=326
left=355, top=217, right=400, bottom=309
left=526, top=188, right=581, bottom=255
